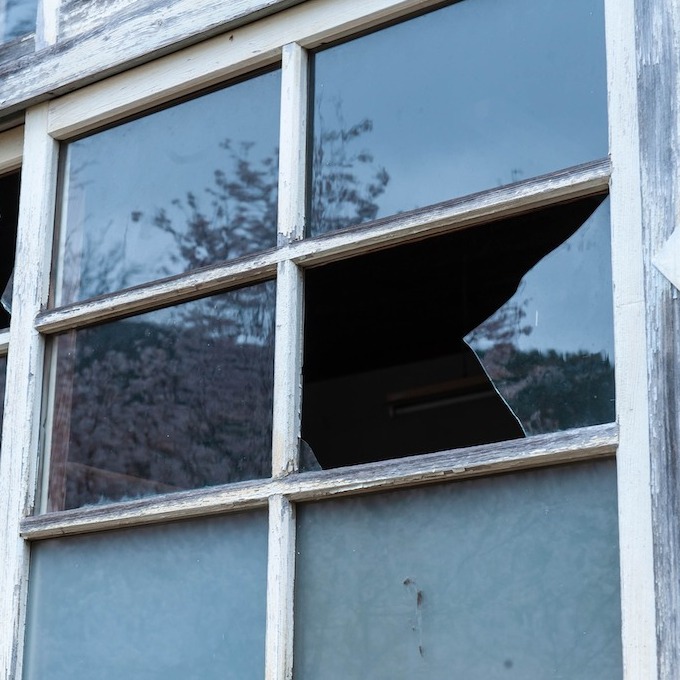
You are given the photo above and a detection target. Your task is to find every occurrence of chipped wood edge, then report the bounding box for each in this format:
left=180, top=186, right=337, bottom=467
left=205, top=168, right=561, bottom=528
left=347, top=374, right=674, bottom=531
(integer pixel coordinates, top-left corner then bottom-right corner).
left=0, top=105, right=59, bottom=680
left=0, top=126, right=23, bottom=174
left=265, top=495, right=296, bottom=680
left=34, top=160, right=610, bottom=335
left=20, top=423, right=617, bottom=540
left=605, top=0, right=658, bottom=677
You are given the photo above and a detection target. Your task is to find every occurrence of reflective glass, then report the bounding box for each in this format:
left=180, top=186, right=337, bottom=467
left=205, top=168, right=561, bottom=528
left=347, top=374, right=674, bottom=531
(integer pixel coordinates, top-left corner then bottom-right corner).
left=0, top=170, right=19, bottom=329
left=2, top=0, right=37, bottom=42
left=57, top=69, right=281, bottom=304
left=295, top=460, right=621, bottom=679
left=46, top=282, right=275, bottom=511
left=24, top=512, right=268, bottom=680
left=310, top=0, right=607, bottom=235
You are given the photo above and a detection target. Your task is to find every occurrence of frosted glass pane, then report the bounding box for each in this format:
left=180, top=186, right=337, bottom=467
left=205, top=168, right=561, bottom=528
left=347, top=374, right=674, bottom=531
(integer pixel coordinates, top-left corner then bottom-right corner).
left=57, top=69, right=280, bottom=304
left=24, top=512, right=268, bottom=680
left=295, top=460, right=621, bottom=679
left=310, top=0, right=607, bottom=235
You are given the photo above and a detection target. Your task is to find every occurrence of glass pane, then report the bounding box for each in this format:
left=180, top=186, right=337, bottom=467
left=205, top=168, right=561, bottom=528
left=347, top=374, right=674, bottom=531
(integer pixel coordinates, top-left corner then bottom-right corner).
left=295, top=460, right=621, bottom=679
left=24, top=512, right=268, bottom=680
left=57, top=69, right=281, bottom=304
left=46, top=282, right=275, bottom=511
left=301, top=195, right=613, bottom=470
left=3, top=0, right=37, bottom=42
left=0, top=171, right=19, bottom=329
left=310, top=0, right=607, bottom=236
left=466, top=199, right=614, bottom=434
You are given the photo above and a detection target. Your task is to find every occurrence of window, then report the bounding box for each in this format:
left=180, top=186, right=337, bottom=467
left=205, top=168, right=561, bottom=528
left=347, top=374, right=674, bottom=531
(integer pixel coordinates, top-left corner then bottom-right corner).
left=0, top=0, right=665, bottom=677
left=0, top=0, right=37, bottom=44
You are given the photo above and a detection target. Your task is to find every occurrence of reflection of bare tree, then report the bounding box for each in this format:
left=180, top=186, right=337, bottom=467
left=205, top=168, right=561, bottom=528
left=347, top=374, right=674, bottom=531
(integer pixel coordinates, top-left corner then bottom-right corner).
left=53, top=119, right=387, bottom=508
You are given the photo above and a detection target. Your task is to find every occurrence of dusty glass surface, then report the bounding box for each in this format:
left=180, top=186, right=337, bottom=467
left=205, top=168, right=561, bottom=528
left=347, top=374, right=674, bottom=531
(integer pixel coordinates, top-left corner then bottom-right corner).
left=309, top=0, right=607, bottom=235
left=57, top=69, right=281, bottom=304
left=46, top=282, right=275, bottom=511
left=2, top=0, right=37, bottom=42
left=24, top=512, right=268, bottom=680
left=295, top=460, right=621, bottom=679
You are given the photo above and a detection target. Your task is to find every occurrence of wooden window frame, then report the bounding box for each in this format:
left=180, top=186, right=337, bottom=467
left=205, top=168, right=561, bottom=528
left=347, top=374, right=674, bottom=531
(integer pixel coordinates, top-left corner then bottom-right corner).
left=0, top=0, right=665, bottom=677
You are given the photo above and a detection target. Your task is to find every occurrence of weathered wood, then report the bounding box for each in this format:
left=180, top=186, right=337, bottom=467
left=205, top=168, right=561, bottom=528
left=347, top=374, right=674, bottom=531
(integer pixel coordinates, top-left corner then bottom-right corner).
left=635, top=0, right=680, bottom=677
left=265, top=495, right=296, bottom=680
left=0, top=125, right=22, bottom=173
left=607, top=0, right=659, bottom=676
left=0, top=104, right=59, bottom=680
left=34, top=161, right=609, bottom=335
left=20, top=423, right=617, bottom=540
left=36, top=0, right=60, bottom=48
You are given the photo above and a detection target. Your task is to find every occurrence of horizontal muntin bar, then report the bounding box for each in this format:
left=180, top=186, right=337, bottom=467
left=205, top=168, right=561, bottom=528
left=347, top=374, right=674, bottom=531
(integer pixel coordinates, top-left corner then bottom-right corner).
left=21, top=422, right=617, bottom=540
left=35, top=159, right=610, bottom=334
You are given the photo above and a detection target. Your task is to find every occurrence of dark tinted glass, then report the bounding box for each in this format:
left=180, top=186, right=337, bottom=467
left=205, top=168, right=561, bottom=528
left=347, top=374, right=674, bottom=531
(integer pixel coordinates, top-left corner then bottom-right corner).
left=302, top=196, right=613, bottom=470
left=0, top=171, right=19, bottom=329
left=57, top=69, right=281, bottom=304
left=24, top=512, right=268, bottom=680
left=47, top=282, right=275, bottom=511
left=310, top=0, right=607, bottom=235
left=3, top=0, right=37, bottom=42
left=295, top=460, right=621, bottom=679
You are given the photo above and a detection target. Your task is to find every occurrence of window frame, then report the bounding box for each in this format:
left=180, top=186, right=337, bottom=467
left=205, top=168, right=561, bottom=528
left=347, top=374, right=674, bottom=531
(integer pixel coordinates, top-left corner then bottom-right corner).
left=0, top=0, right=660, bottom=677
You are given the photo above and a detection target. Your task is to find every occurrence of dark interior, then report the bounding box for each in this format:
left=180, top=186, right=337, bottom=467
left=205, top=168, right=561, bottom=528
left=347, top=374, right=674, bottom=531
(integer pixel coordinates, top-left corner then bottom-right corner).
left=0, top=171, right=19, bottom=329
left=301, top=194, right=607, bottom=469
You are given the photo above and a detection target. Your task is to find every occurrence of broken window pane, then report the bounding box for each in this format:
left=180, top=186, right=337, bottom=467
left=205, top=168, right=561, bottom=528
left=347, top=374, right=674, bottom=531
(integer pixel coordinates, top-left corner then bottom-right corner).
left=0, top=170, right=19, bottom=329
left=46, top=281, right=275, bottom=511
left=295, top=459, right=621, bottom=680
left=309, top=0, right=607, bottom=236
left=2, top=0, right=37, bottom=42
left=24, top=511, right=268, bottom=680
left=56, top=69, right=280, bottom=305
left=301, top=195, right=613, bottom=470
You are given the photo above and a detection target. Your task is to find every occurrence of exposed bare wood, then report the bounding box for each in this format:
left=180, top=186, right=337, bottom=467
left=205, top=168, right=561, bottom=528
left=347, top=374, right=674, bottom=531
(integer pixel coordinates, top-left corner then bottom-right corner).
left=606, top=0, right=659, bottom=676
left=265, top=495, right=296, bottom=680
left=0, top=125, right=22, bottom=173
left=34, top=161, right=609, bottom=335
left=635, top=0, right=680, bottom=676
left=0, top=104, right=59, bottom=680
left=20, top=423, right=617, bottom=540
left=44, top=0, right=444, bottom=140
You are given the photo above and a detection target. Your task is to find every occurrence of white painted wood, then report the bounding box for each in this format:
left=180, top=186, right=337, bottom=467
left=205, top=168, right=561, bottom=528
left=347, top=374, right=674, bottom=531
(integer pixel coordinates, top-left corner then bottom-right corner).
left=0, top=330, right=9, bottom=354
left=0, top=104, right=59, bottom=680
left=265, top=495, right=296, bottom=680
left=45, top=0, right=442, bottom=140
left=277, top=43, right=308, bottom=243
left=653, top=227, right=680, bottom=290
left=0, top=126, right=23, bottom=174
left=20, top=423, right=617, bottom=539
left=34, top=162, right=609, bottom=334
left=606, top=0, right=659, bottom=675
left=271, top=261, right=304, bottom=477
left=36, top=0, right=60, bottom=48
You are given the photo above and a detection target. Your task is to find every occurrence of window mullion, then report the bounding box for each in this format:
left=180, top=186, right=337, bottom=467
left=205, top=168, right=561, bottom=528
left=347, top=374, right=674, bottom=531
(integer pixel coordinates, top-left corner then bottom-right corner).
left=0, top=104, right=58, bottom=680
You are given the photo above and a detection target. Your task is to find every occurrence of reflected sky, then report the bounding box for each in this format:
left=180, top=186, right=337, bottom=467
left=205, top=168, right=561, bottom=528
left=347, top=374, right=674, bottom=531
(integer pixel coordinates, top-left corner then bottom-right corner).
left=2, top=0, right=37, bottom=41
left=311, top=0, right=607, bottom=234
left=57, top=69, right=281, bottom=304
